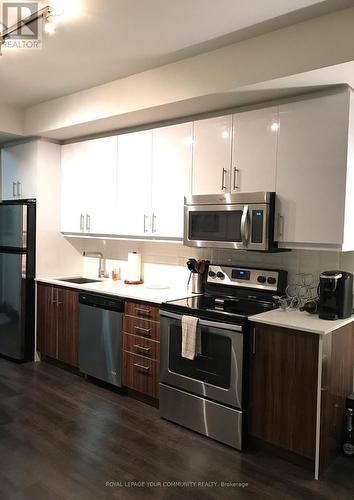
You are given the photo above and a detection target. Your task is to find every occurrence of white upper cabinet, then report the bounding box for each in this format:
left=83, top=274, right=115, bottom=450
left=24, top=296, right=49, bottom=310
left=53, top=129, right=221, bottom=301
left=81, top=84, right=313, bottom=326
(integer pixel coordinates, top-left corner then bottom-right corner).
left=56, top=87, right=354, bottom=249
left=116, top=130, right=152, bottom=236
left=192, top=109, right=278, bottom=196
left=85, top=137, right=118, bottom=234
left=192, top=115, right=233, bottom=195
left=1, top=141, right=38, bottom=200
left=275, top=90, right=354, bottom=250
left=61, top=137, right=118, bottom=234
left=232, top=107, right=278, bottom=193
left=61, top=141, right=87, bottom=233
left=151, top=122, right=193, bottom=238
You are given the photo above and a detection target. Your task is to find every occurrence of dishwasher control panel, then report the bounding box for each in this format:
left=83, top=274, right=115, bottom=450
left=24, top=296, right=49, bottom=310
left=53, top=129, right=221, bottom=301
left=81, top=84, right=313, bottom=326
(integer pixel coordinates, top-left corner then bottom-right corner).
left=79, top=293, right=125, bottom=312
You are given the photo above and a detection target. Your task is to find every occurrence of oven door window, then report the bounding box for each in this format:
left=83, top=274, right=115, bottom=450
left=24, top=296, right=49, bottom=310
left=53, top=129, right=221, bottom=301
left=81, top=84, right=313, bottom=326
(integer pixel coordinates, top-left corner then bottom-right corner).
left=189, top=210, right=242, bottom=242
left=168, top=324, right=232, bottom=389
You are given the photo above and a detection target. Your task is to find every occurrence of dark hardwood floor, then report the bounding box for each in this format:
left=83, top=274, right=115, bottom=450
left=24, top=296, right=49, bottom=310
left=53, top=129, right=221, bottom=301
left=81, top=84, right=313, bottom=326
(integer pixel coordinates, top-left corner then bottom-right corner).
left=0, top=359, right=353, bottom=500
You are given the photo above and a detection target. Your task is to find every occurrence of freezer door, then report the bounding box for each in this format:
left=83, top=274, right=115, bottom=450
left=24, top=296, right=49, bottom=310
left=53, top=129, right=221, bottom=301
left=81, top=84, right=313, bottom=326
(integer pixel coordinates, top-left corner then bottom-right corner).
left=0, top=253, right=27, bottom=359
left=0, top=204, right=27, bottom=249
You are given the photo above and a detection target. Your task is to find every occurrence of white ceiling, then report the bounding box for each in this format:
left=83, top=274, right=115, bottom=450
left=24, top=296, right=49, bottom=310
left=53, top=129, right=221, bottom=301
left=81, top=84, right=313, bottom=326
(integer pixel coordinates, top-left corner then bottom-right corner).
left=0, top=0, right=349, bottom=108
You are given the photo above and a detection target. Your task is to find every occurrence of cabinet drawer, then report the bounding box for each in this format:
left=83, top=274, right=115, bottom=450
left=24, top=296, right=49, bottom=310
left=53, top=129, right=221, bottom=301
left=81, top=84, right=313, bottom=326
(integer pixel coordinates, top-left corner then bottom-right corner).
left=123, top=315, right=160, bottom=341
left=125, top=301, right=160, bottom=321
left=123, top=333, right=160, bottom=361
left=123, top=351, right=159, bottom=398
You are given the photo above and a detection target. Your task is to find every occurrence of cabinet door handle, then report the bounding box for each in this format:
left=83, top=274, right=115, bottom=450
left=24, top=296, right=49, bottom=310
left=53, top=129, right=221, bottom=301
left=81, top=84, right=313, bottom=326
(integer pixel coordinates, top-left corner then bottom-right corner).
left=17, top=181, right=22, bottom=197
left=12, top=182, right=17, bottom=197
left=80, top=214, right=85, bottom=231
left=151, top=214, right=157, bottom=233
left=133, top=363, right=150, bottom=372
left=233, top=167, right=239, bottom=190
left=86, top=214, right=91, bottom=232
left=57, top=289, right=63, bottom=306
left=133, top=344, right=151, bottom=354
left=221, top=168, right=227, bottom=190
left=252, top=328, right=256, bottom=355
left=135, top=307, right=151, bottom=317
left=143, top=214, right=148, bottom=233
left=278, top=215, right=285, bottom=239
left=134, top=326, right=151, bottom=336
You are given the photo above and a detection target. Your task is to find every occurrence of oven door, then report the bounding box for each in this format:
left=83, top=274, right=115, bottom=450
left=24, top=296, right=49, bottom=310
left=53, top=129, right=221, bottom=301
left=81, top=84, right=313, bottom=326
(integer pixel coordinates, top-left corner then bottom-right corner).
left=160, top=311, right=244, bottom=409
left=184, top=203, right=270, bottom=250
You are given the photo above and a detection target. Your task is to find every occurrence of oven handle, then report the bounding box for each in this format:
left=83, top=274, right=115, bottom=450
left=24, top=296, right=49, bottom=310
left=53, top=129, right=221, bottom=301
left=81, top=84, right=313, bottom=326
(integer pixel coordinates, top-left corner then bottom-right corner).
left=160, top=311, right=243, bottom=332
left=241, top=204, right=249, bottom=248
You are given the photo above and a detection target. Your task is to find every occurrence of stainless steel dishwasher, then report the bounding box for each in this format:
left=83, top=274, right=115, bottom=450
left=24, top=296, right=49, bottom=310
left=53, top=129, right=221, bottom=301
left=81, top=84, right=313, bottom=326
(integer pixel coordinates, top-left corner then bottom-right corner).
left=79, top=293, right=125, bottom=387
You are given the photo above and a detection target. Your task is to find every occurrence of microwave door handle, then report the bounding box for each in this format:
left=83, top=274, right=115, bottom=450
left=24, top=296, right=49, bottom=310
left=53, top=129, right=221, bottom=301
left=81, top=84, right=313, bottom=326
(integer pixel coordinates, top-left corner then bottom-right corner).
left=241, top=205, right=249, bottom=247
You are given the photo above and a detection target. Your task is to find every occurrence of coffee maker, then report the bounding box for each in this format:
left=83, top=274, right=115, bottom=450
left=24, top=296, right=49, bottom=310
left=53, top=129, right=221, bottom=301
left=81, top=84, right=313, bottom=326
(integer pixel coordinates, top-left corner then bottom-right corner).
left=318, top=271, right=353, bottom=320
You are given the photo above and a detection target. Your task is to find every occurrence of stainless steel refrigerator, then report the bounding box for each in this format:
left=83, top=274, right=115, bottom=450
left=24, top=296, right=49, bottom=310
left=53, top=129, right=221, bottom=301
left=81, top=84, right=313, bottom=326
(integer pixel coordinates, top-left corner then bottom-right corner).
left=0, top=200, right=36, bottom=361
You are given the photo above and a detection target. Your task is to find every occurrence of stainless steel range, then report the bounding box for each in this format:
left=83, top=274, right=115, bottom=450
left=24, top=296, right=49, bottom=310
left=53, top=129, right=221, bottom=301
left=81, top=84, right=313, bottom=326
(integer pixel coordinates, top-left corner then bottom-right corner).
left=160, top=264, right=287, bottom=450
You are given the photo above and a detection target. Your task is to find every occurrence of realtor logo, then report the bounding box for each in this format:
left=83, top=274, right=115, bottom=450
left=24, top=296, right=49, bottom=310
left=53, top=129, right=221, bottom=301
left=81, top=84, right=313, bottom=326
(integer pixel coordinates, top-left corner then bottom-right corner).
left=3, top=2, right=39, bottom=38
left=1, top=2, right=43, bottom=51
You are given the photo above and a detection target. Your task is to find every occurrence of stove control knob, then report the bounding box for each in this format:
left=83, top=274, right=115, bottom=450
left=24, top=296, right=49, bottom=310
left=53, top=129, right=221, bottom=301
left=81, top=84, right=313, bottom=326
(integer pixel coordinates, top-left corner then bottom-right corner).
left=208, top=271, right=216, bottom=278
left=216, top=272, right=225, bottom=280
left=267, top=277, right=277, bottom=285
left=257, top=276, right=266, bottom=284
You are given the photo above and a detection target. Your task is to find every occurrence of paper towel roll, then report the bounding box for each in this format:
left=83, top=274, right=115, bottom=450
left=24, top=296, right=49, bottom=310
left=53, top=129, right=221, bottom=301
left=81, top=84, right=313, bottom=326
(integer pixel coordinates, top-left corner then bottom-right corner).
left=126, top=252, right=142, bottom=282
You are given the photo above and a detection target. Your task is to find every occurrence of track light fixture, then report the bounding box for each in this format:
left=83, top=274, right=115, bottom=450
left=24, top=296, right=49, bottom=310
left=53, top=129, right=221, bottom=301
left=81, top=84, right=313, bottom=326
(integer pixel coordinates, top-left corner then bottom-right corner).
left=44, top=7, right=56, bottom=35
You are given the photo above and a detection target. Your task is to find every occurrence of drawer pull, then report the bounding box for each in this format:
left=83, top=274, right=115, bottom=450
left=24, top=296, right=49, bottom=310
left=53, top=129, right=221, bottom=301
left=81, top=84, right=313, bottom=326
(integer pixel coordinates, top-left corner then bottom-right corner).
left=134, top=326, right=151, bottom=336
left=134, top=344, right=151, bottom=354
left=133, top=363, right=150, bottom=372
left=135, top=307, right=151, bottom=316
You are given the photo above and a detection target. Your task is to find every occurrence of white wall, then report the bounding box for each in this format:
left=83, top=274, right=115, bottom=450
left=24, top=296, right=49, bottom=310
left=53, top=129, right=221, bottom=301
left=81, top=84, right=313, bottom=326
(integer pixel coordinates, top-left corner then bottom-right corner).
left=0, top=103, right=24, bottom=136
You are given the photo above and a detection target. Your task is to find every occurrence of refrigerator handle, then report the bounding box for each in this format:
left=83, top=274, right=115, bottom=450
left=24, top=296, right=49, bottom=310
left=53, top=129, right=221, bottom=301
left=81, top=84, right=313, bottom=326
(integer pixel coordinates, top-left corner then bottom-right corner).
left=51, top=287, right=57, bottom=305
left=12, top=182, right=17, bottom=198
left=21, top=254, right=27, bottom=279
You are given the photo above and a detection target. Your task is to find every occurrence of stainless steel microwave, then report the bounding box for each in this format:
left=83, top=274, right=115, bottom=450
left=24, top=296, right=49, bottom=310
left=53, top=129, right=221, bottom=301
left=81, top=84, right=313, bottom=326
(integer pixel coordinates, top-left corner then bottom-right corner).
left=184, top=192, right=277, bottom=251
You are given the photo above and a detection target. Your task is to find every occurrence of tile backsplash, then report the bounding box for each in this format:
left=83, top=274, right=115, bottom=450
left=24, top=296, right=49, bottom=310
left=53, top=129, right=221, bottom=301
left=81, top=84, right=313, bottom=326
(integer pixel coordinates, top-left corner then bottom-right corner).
left=66, top=237, right=354, bottom=289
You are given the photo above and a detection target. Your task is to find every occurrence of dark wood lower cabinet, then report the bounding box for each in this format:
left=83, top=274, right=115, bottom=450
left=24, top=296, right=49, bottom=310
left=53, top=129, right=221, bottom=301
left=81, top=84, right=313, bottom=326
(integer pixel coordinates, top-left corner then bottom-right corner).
left=123, top=300, right=160, bottom=401
left=249, top=324, right=318, bottom=460
left=37, top=283, right=79, bottom=367
left=37, top=283, right=58, bottom=359
left=123, top=351, right=159, bottom=398
left=249, top=321, right=354, bottom=477
left=57, top=288, right=80, bottom=366
left=123, top=332, right=160, bottom=360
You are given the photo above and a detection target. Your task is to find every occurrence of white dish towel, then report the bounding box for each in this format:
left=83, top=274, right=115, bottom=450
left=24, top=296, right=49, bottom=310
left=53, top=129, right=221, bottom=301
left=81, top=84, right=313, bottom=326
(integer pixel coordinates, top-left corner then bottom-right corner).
left=181, top=315, right=201, bottom=360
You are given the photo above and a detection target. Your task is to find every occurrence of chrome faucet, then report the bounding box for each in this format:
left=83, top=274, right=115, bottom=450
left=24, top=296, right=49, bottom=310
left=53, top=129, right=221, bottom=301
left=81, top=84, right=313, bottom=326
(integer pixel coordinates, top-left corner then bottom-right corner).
left=83, top=252, right=109, bottom=278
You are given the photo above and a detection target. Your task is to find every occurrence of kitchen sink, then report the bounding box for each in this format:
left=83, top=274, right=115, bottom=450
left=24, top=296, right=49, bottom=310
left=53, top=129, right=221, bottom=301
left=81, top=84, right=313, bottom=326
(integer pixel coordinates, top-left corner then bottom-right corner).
left=58, top=277, right=102, bottom=284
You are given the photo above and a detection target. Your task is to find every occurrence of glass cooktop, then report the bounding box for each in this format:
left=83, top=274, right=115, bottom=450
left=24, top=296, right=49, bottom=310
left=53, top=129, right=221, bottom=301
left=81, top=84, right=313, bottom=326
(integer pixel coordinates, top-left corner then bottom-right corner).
left=161, top=294, right=277, bottom=323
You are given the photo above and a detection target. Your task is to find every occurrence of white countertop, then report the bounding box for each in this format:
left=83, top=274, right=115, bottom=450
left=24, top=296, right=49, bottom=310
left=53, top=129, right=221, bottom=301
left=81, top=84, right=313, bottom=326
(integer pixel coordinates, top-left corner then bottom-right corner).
left=250, top=308, right=354, bottom=335
left=36, top=277, right=195, bottom=304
